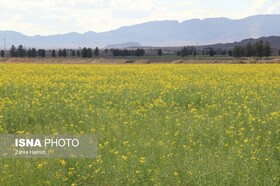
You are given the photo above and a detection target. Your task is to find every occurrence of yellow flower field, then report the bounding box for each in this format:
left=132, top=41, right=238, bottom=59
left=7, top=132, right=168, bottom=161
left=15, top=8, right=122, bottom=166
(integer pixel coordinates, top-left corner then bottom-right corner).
left=0, top=64, right=279, bottom=185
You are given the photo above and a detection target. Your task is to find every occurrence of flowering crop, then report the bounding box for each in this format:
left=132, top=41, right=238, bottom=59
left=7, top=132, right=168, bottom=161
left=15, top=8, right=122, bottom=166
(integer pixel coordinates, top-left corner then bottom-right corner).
left=0, top=64, right=279, bottom=185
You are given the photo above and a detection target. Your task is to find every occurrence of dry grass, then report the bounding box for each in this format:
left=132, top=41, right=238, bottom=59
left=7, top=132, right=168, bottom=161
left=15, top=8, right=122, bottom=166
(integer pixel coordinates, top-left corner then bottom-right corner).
left=1, top=57, right=280, bottom=64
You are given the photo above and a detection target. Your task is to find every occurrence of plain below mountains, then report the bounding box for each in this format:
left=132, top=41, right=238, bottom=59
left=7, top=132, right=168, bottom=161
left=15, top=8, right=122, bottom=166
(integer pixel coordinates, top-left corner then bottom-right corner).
left=0, top=14, right=280, bottom=49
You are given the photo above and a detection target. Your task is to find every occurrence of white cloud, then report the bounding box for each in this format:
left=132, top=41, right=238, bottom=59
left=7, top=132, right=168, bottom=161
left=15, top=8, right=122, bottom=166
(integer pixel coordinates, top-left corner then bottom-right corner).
left=251, top=0, right=268, bottom=10
left=110, top=0, right=158, bottom=11
left=248, top=0, right=279, bottom=15
left=266, top=1, right=280, bottom=13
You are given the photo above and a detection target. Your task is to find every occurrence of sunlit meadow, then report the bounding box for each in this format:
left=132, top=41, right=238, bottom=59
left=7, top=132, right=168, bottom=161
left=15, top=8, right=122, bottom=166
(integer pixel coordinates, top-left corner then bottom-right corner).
left=0, top=64, right=279, bottom=185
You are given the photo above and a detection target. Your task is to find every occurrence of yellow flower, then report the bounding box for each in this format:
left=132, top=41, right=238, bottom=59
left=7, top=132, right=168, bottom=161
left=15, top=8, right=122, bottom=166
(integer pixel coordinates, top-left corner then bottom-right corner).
left=88, top=164, right=93, bottom=168
left=139, top=157, right=145, bottom=163
left=60, top=159, right=67, bottom=166
left=15, top=130, right=25, bottom=134
left=121, top=155, right=128, bottom=161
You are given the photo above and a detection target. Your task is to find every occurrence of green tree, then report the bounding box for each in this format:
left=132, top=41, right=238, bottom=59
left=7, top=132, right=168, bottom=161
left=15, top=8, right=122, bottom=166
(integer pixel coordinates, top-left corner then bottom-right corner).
left=135, top=48, right=145, bottom=57
left=58, top=49, right=62, bottom=57
left=221, top=50, right=227, bottom=55
left=27, top=48, right=32, bottom=57
left=81, top=47, right=93, bottom=58
left=0, top=50, right=4, bottom=57
left=180, top=47, right=188, bottom=57
left=10, top=45, right=17, bottom=57
left=228, top=50, right=233, bottom=56
left=51, top=50, right=56, bottom=57
left=71, top=50, right=75, bottom=57
left=77, top=50, right=81, bottom=57
left=255, top=40, right=264, bottom=59
left=94, top=47, right=99, bottom=57
left=17, top=45, right=26, bottom=57
left=233, top=46, right=244, bottom=58
left=62, top=49, right=67, bottom=57
left=87, top=48, right=93, bottom=58
left=112, top=49, right=120, bottom=57
left=38, top=49, right=46, bottom=57
left=81, top=48, right=87, bottom=58
left=263, top=41, right=272, bottom=59
left=244, top=43, right=255, bottom=57
left=31, top=48, right=37, bottom=57
left=157, top=49, right=163, bottom=56
left=209, top=48, right=215, bottom=57
left=27, top=48, right=37, bottom=57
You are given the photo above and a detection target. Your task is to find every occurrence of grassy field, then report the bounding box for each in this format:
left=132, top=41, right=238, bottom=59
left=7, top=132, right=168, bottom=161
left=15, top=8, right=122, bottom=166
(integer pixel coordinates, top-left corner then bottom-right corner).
left=0, top=63, right=279, bottom=185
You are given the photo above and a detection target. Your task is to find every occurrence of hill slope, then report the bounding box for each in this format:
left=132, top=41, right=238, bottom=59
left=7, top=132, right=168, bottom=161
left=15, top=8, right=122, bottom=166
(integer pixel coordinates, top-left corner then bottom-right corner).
left=206, top=36, right=280, bottom=49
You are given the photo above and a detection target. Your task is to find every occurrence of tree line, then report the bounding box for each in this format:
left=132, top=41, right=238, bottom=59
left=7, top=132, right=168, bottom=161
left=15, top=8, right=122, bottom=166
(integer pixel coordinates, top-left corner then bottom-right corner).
left=176, top=46, right=228, bottom=57
left=177, top=46, right=197, bottom=57
left=110, top=48, right=145, bottom=57
left=0, top=42, right=278, bottom=58
left=0, top=45, right=147, bottom=58
left=175, top=41, right=276, bottom=58
left=232, top=40, right=272, bottom=59
left=1, top=45, right=101, bottom=58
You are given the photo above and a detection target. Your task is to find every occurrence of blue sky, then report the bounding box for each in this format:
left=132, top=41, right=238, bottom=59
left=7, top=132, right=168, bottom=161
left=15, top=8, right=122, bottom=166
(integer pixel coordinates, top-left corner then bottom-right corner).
left=0, top=0, right=279, bottom=35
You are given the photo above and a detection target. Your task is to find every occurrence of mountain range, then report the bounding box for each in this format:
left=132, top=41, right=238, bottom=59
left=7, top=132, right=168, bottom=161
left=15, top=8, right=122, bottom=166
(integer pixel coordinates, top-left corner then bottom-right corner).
left=0, top=14, right=280, bottom=49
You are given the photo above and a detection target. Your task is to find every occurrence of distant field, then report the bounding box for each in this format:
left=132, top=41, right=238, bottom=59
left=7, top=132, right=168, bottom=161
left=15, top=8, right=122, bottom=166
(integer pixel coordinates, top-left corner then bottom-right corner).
left=1, top=56, right=280, bottom=64
left=0, top=63, right=279, bottom=185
